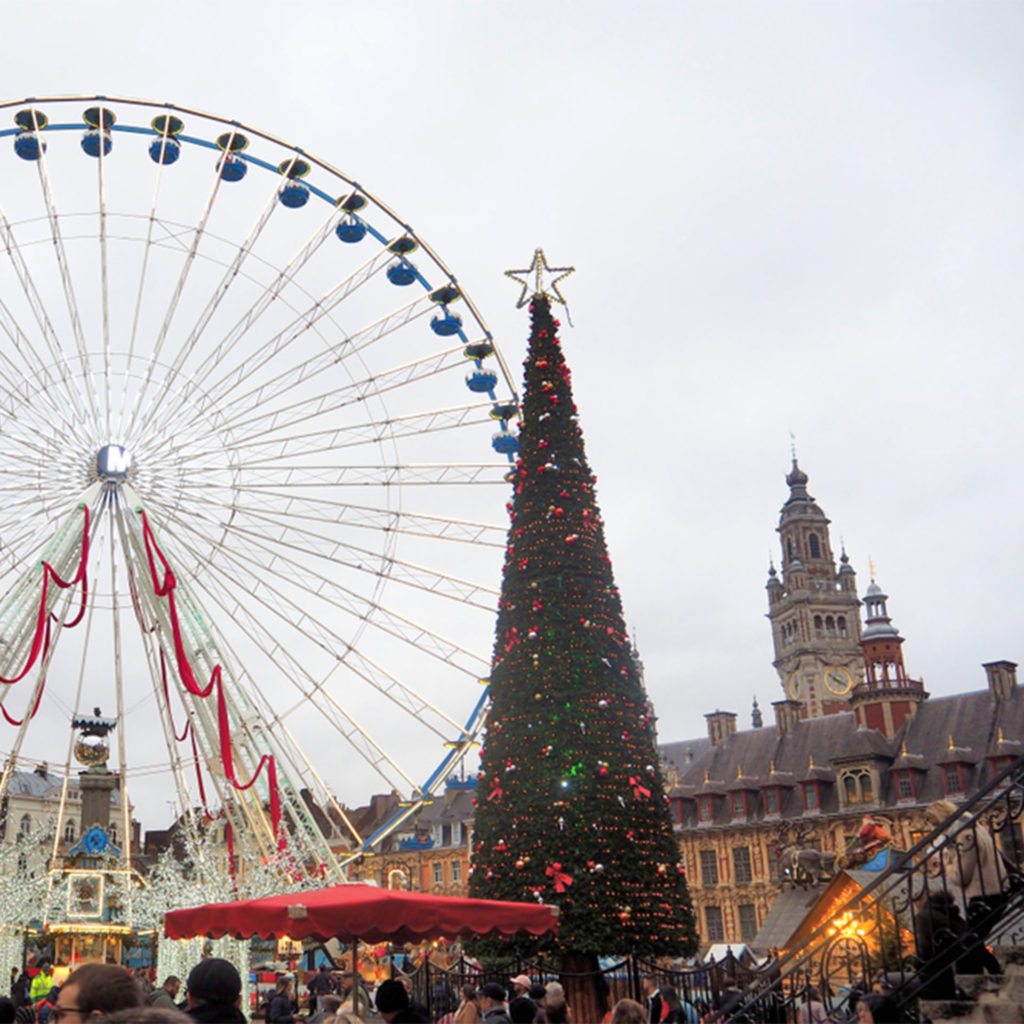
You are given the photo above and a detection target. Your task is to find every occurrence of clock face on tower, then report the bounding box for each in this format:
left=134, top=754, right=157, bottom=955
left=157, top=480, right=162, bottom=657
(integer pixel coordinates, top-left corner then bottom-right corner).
left=824, top=665, right=854, bottom=695
left=786, top=670, right=802, bottom=700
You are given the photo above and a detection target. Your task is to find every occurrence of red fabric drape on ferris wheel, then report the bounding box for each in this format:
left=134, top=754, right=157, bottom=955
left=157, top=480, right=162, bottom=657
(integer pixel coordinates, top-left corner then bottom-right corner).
left=0, top=507, right=90, bottom=724
left=140, top=510, right=283, bottom=843
left=164, top=884, right=560, bottom=945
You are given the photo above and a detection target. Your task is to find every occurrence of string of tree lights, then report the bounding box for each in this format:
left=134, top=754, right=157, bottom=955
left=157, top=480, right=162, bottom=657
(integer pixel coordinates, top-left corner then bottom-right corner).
left=469, top=267, right=696, bottom=980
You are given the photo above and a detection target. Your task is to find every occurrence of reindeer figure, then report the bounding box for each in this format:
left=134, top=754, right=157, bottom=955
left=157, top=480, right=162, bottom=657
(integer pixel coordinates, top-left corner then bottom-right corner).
left=775, top=825, right=838, bottom=888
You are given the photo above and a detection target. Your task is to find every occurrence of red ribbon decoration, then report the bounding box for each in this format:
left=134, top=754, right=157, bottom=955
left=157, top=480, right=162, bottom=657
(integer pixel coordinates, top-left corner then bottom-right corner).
left=629, top=776, right=652, bottom=801
left=488, top=782, right=503, bottom=803
left=140, top=510, right=283, bottom=848
left=546, top=862, right=574, bottom=893
left=0, top=507, right=90, bottom=724
left=0, top=506, right=90, bottom=686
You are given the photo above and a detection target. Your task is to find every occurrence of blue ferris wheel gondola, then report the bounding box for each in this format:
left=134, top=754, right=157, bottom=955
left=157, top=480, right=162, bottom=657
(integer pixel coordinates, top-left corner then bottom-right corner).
left=492, top=431, right=519, bottom=455
left=218, top=155, right=247, bottom=181
left=466, top=369, right=498, bottom=393
left=81, top=129, right=112, bottom=158
left=14, top=132, right=44, bottom=160
left=81, top=105, right=114, bottom=158
left=335, top=217, right=367, bottom=243
left=278, top=157, right=311, bottom=208
left=279, top=182, right=309, bottom=208
left=149, top=114, right=183, bottom=165
left=465, top=342, right=494, bottom=360
left=430, top=312, right=463, bottom=336
left=387, top=261, right=417, bottom=286
left=13, top=109, right=47, bottom=159
left=149, top=137, right=180, bottom=164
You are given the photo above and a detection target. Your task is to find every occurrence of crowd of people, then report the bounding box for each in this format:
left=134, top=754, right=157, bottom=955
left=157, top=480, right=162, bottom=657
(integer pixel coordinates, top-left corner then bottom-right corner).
left=0, top=962, right=770, bottom=1024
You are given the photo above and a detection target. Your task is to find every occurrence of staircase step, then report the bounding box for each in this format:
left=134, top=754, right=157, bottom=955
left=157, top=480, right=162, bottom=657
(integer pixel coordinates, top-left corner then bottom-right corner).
left=920, top=998, right=983, bottom=1021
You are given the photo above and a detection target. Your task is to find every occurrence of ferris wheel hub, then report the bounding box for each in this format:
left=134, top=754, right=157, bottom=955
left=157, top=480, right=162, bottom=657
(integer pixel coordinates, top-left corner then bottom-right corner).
left=96, top=444, right=133, bottom=483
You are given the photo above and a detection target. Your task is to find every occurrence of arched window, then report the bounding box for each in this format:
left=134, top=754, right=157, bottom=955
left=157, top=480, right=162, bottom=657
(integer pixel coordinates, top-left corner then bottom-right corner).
left=825, top=616, right=835, bottom=636
left=63, top=820, right=76, bottom=843
left=813, top=615, right=823, bottom=637
left=19, top=814, right=31, bottom=836
left=786, top=539, right=793, bottom=561
left=837, top=616, right=847, bottom=638
left=808, top=533, right=821, bottom=559
left=841, top=769, right=875, bottom=805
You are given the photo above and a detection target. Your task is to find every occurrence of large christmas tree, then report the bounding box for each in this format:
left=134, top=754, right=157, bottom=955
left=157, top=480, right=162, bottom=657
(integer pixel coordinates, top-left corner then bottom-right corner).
left=470, top=253, right=696, bottom=974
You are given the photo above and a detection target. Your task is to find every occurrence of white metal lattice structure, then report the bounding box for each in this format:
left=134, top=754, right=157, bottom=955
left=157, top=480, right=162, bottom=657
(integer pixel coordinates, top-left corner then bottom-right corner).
left=0, top=96, right=519, bottom=879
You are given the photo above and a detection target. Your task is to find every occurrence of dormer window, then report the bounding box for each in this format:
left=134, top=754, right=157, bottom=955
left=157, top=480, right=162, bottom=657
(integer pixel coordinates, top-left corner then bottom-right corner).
left=763, top=788, right=780, bottom=815
left=943, top=763, right=966, bottom=795
left=730, top=791, right=747, bottom=818
left=840, top=768, right=875, bottom=806
left=697, top=795, right=714, bottom=822
left=895, top=771, right=915, bottom=801
left=802, top=782, right=819, bottom=811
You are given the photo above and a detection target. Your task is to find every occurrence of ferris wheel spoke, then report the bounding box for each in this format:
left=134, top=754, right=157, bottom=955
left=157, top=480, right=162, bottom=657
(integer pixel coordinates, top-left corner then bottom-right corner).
left=122, top=163, right=227, bottom=440
left=96, top=104, right=113, bottom=440
left=159, top=258, right=417, bottom=448
left=215, top=401, right=496, bottom=464
left=207, top=345, right=470, bottom=442
left=144, top=219, right=394, bottom=445
left=150, top=496, right=488, bottom=677
left=216, top=492, right=505, bottom=547
left=148, top=201, right=348, bottom=435
left=33, top=143, right=102, bottom=430
left=222, top=461, right=509, bottom=490
left=0, top=209, right=90, bottom=425
left=121, top=129, right=173, bottom=393
left=134, top=177, right=303, bottom=437
left=0, top=307, right=68, bottom=416
left=215, top=514, right=498, bottom=610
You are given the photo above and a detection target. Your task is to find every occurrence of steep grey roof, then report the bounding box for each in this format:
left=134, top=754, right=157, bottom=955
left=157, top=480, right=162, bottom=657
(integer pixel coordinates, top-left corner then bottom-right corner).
left=8, top=771, right=65, bottom=797
left=660, top=682, right=1024, bottom=827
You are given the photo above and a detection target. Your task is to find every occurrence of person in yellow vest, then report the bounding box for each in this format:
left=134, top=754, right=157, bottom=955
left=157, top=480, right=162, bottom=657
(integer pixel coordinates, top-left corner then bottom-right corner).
left=29, top=962, right=54, bottom=1006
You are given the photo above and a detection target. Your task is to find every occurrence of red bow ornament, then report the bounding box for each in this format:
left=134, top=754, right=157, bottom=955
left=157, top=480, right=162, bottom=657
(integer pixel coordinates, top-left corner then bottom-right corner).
left=629, top=776, right=652, bottom=801
left=546, top=862, right=574, bottom=893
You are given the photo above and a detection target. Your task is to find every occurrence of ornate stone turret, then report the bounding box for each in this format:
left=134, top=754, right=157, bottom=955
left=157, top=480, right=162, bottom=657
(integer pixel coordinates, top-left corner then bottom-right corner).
left=851, top=576, right=927, bottom=737
left=767, top=460, right=863, bottom=718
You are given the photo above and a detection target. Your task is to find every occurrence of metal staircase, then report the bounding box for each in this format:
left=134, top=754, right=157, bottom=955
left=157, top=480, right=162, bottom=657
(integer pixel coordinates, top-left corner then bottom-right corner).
left=715, top=755, right=1024, bottom=1022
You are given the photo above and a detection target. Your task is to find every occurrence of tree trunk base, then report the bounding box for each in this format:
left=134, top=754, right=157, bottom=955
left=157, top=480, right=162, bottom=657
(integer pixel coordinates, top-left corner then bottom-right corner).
left=560, top=951, right=609, bottom=1024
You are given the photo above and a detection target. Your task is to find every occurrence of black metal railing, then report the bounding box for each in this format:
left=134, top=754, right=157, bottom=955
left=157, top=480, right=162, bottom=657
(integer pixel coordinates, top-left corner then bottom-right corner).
left=715, top=753, right=1024, bottom=1022
left=398, top=947, right=774, bottom=1021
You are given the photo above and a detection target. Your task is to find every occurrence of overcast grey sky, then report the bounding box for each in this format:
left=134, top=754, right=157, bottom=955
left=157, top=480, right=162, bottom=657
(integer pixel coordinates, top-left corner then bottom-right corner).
left=2, top=2, right=1023, bottom=811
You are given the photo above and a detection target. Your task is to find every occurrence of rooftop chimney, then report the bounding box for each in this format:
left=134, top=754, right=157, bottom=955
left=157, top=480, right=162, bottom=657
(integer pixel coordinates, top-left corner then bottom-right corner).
left=705, top=710, right=737, bottom=747
left=772, top=699, right=802, bottom=736
left=983, top=660, right=1018, bottom=701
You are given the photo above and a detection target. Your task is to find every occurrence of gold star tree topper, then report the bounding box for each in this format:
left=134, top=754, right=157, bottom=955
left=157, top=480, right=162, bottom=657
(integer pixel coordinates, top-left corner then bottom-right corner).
left=505, top=248, right=575, bottom=308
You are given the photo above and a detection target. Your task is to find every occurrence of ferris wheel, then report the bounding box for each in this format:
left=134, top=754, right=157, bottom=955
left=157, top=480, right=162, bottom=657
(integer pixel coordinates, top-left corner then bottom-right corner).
left=0, top=95, right=519, bottom=880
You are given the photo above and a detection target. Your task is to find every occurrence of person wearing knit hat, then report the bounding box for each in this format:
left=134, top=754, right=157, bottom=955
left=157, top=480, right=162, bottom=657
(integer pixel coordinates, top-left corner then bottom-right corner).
left=185, top=959, right=246, bottom=1023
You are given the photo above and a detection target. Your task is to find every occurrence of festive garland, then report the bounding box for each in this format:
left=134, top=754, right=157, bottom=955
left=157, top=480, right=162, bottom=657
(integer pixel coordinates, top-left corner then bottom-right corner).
left=139, top=509, right=283, bottom=846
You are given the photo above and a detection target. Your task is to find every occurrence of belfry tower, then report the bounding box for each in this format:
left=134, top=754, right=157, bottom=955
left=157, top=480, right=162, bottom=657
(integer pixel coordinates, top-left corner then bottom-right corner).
left=766, top=460, right=863, bottom=718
